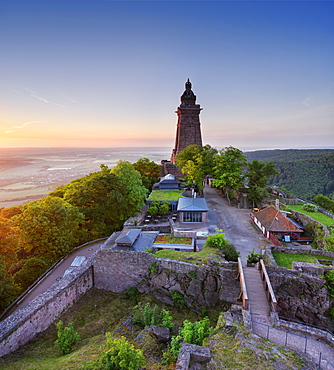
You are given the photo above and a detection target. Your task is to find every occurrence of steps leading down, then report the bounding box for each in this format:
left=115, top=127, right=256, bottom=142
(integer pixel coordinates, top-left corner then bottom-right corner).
left=243, top=266, right=271, bottom=316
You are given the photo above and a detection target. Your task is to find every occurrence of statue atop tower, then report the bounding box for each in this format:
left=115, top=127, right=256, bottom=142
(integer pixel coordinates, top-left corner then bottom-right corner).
left=171, top=79, right=203, bottom=164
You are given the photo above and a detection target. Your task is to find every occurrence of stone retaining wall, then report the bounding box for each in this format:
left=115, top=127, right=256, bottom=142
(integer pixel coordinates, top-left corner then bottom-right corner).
left=0, top=264, right=93, bottom=357
left=266, top=265, right=334, bottom=330
left=94, top=250, right=240, bottom=309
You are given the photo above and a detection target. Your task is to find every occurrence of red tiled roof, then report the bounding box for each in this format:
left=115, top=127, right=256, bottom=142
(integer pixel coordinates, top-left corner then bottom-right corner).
left=255, top=205, right=302, bottom=233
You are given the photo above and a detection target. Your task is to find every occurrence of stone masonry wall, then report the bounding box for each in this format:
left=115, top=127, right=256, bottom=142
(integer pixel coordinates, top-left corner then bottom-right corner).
left=93, top=250, right=240, bottom=309
left=0, top=265, right=93, bottom=357
left=266, top=265, right=334, bottom=331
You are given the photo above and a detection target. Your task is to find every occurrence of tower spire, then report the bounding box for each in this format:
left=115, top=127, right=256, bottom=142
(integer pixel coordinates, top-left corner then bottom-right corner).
left=171, top=79, right=203, bottom=164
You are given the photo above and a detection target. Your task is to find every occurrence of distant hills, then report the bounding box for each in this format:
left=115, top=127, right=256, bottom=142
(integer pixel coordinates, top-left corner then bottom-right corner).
left=244, top=149, right=334, bottom=200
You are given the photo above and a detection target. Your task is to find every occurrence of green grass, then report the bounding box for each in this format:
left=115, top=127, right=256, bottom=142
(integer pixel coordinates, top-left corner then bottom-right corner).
left=148, top=190, right=184, bottom=201
left=287, top=204, right=334, bottom=228
left=154, top=246, right=216, bottom=265
left=154, top=234, right=192, bottom=245
left=272, top=251, right=334, bottom=269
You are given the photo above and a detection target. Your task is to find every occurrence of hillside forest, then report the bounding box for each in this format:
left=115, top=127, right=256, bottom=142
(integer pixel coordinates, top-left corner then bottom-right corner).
left=244, top=149, right=334, bottom=200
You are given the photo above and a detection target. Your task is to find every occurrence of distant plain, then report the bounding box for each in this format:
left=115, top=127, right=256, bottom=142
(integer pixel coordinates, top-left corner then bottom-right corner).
left=0, top=147, right=170, bottom=208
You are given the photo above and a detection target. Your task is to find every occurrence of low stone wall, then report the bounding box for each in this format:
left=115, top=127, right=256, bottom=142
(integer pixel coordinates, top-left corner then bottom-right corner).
left=93, top=250, right=240, bottom=309
left=0, top=264, right=93, bottom=357
left=271, top=245, right=334, bottom=258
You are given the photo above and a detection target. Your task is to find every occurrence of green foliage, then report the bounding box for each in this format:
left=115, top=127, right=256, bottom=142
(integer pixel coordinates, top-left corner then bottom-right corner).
left=171, top=290, right=185, bottom=307
left=245, top=149, right=334, bottom=200
left=325, top=231, right=334, bottom=252
left=312, top=194, right=334, bottom=213
left=176, top=144, right=218, bottom=192
left=132, top=302, right=173, bottom=329
left=245, top=160, right=278, bottom=206
left=96, top=334, right=145, bottom=370
left=146, top=204, right=159, bottom=216
left=124, top=286, right=139, bottom=302
left=54, top=321, right=80, bottom=354
left=159, top=201, right=170, bottom=215
left=163, top=317, right=211, bottom=364
left=0, top=256, right=19, bottom=311
left=213, top=146, right=246, bottom=203
left=148, top=261, right=159, bottom=274
left=302, top=203, right=318, bottom=212
left=15, top=196, right=84, bottom=261
left=14, top=257, right=49, bottom=292
left=329, top=306, right=334, bottom=320
left=133, top=157, right=160, bottom=191
left=247, top=251, right=262, bottom=264
left=110, top=161, right=148, bottom=216
left=204, top=233, right=239, bottom=261
left=324, top=270, right=334, bottom=298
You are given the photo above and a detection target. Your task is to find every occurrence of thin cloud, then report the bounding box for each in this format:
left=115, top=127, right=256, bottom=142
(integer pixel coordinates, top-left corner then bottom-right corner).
left=26, top=88, right=65, bottom=108
left=5, top=121, right=45, bottom=134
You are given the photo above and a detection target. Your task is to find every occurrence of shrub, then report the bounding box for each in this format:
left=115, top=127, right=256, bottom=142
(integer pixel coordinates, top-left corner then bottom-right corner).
left=149, top=261, right=159, bottom=274
left=54, top=321, right=80, bottom=354
left=147, top=204, right=159, bottom=216
left=302, top=203, right=318, bottom=212
left=98, top=334, right=145, bottom=370
left=163, top=317, right=211, bottom=364
left=171, top=290, right=185, bottom=307
left=247, top=251, right=262, bottom=264
left=132, top=302, right=173, bottom=329
left=124, top=286, right=139, bottom=302
left=204, top=233, right=230, bottom=249
left=159, top=201, right=170, bottom=215
left=325, top=270, right=334, bottom=298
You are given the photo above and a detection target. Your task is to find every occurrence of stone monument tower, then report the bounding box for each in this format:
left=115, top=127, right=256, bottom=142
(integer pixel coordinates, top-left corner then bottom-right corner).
left=171, top=79, right=203, bottom=164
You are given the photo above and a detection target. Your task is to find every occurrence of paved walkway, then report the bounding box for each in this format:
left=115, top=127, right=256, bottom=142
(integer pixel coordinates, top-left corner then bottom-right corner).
left=203, top=185, right=272, bottom=264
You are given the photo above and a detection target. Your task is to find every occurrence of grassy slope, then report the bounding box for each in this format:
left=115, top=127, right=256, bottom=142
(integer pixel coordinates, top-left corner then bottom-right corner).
left=272, top=252, right=334, bottom=269
left=287, top=204, right=334, bottom=227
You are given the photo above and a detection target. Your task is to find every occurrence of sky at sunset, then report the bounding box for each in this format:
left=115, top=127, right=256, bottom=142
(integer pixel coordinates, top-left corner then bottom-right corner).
left=1, top=0, right=333, bottom=151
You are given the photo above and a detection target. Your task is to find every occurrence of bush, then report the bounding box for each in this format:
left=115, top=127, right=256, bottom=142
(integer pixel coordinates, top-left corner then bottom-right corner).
left=97, top=334, right=145, bottom=370
left=132, top=302, right=173, bottom=330
left=147, top=205, right=159, bottom=216
left=124, top=286, right=139, bottom=302
left=159, top=201, right=170, bottom=215
left=163, top=317, right=211, bottom=364
left=325, top=270, right=334, bottom=298
left=54, top=321, right=80, bottom=354
left=171, top=290, right=185, bottom=307
left=247, top=251, right=262, bottom=264
left=204, top=233, right=230, bottom=249
left=302, top=203, right=318, bottom=212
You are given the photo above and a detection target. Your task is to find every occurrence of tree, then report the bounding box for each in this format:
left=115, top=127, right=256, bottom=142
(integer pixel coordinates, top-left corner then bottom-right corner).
left=14, top=257, right=49, bottom=292
left=15, top=196, right=84, bottom=261
left=176, top=144, right=218, bottom=193
left=133, top=157, right=161, bottom=190
left=110, top=161, right=148, bottom=218
left=245, top=160, right=278, bottom=206
left=0, top=256, right=19, bottom=312
left=0, top=216, right=19, bottom=266
left=213, top=146, right=246, bottom=203
left=60, top=167, right=127, bottom=239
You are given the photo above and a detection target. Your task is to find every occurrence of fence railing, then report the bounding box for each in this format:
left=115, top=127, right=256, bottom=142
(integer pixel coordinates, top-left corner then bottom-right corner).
left=251, top=317, right=334, bottom=370
left=259, top=260, right=277, bottom=311
left=238, top=257, right=248, bottom=310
